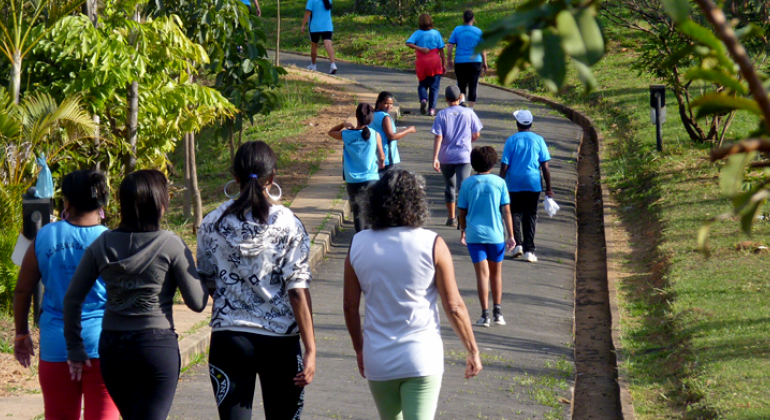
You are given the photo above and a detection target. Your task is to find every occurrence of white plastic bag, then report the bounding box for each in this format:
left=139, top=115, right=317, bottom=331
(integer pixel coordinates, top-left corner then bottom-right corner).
left=544, top=196, right=560, bottom=218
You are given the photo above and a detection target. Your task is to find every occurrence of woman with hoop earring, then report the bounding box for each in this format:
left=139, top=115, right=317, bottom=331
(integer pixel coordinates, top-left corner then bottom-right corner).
left=197, top=141, right=316, bottom=420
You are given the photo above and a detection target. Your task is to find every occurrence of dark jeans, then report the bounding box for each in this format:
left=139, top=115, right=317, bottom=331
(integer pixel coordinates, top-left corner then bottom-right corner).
left=510, top=191, right=541, bottom=252
left=99, top=329, right=180, bottom=420
left=209, top=331, right=304, bottom=420
left=418, top=74, right=442, bottom=111
left=440, top=163, right=471, bottom=204
left=347, top=180, right=376, bottom=232
left=455, top=62, right=482, bottom=102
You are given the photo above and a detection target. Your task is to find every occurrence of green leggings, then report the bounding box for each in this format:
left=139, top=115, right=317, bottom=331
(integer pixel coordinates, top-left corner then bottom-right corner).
left=367, top=375, right=442, bottom=420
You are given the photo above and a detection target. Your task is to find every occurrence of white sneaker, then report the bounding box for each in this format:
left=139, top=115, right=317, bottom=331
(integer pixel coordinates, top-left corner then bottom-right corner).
left=329, top=63, right=338, bottom=74
left=476, top=316, right=490, bottom=328
left=510, top=245, right=523, bottom=259
left=307, top=63, right=317, bottom=71
left=524, top=252, right=538, bottom=263
left=494, top=314, right=506, bottom=326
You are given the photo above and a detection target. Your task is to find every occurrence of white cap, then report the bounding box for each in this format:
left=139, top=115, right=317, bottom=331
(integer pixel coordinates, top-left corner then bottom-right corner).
left=513, top=110, right=533, bottom=125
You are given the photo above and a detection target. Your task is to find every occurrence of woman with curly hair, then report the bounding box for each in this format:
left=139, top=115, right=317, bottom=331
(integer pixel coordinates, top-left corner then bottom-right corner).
left=343, top=169, right=482, bottom=420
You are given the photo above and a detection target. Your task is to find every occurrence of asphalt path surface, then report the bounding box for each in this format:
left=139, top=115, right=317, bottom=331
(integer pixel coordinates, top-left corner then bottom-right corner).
left=169, top=52, right=583, bottom=420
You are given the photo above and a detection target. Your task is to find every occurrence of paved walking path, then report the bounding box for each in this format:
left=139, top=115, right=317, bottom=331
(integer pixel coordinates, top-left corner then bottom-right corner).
left=169, top=53, right=583, bottom=420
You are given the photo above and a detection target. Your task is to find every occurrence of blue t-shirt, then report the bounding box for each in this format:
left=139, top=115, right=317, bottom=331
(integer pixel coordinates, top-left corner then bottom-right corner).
left=457, top=174, right=510, bottom=244
left=371, top=111, right=400, bottom=166
left=406, top=29, right=445, bottom=50
left=448, top=25, right=483, bottom=63
left=343, top=128, right=380, bottom=183
left=431, top=106, right=483, bottom=164
left=35, top=221, right=109, bottom=362
left=306, top=0, right=333, bottom=33
left=501, top=131, right=551, bottom=192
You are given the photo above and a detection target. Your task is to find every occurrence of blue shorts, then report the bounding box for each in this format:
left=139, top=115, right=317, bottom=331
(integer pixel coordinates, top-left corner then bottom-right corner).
left=466, top=242, right=505, bottom=264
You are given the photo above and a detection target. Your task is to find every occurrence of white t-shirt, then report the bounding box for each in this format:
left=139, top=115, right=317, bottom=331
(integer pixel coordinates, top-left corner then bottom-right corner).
left=350, top=227, right=444, bottom=381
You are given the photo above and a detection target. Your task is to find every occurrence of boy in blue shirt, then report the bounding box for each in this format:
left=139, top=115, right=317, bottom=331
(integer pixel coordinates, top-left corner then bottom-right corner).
left=458, top=146, right=515, bottom=327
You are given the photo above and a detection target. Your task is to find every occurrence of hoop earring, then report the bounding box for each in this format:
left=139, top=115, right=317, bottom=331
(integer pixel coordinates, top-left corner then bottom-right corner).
left=266, top=183, right=282, bottom=202
left=224, top=180, right=240, bottom=199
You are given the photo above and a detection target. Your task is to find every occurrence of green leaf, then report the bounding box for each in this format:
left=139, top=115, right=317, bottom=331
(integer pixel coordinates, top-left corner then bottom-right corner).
left=662, top=44, right=695, bottom=68
left=692, top=93, right=762, bottom=119
left=697, top=223, right=711, bottom=258
left=677, top=20, right=733, bottom=69
left=530, top=29, right=566, bottom=92
left=496, top=38, right=529, bottom=86
left=573, top=60, right=598, bottom=93
left=661, top=0, right=691, bottom=23
left=720, top=151, right=756, bottom=198
left=685, top=68, right=747, bottom=94
left=242, top=58, right=253, bottom=73
left=735, top=23, right=764, bottom=40
left=739, top=191, right=768, bottom=235
left=556, top=11, right=586, bottom=63
left=574, top=6, right=604, bottom=66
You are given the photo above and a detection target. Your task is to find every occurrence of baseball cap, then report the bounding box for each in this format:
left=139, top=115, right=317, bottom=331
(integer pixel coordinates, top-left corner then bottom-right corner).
left=513, top=110, right=534, bottom=125
left=445, top=85, right=462, bottom=102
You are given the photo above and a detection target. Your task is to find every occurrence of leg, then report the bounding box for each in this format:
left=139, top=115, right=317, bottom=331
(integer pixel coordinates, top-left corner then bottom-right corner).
left=39, top=360, right=82, bottom=420
left=418, top=76, right=431, bottom=108
left=509, top=192, right=524, bottom=247
left=209, top=331, right=259, bottom=420
left=347, top=182, right=370, bottom=232
left=455, top=63, right=469, bottom=98
left=400, top=375, right=442, bottom=420
left=310, top=42, right=318, bottom=64
left=522, top=192, right=541, bottom=252
left=323, top=38, right=335, bottom=63
left=488, top=259, right=503, bottom=306
left=82, top=359, right=120, bottom=420
left=455, top=163, right=471, bottom=194
left=466, top=63, right=482, bottom=104
left=440, top=164, right=457, bottom=219
left=257, top=335, right=305, bottom=420
left=428, top=75, right=442, bottom=112
left=99, top=334, right=134, bottom=420
left=127, top=331, right=180, bottom=420
left=472, top=260, right=490, bottom=311
left=368, top=379, right=405, bottom=420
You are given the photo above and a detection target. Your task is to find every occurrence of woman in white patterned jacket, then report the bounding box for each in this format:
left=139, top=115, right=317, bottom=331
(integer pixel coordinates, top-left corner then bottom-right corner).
left=197, top=140, right=316, bottom=420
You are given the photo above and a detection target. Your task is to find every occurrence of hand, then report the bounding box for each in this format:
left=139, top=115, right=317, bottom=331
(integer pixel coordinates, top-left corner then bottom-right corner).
left=545, top=189, right=554, bottom=198
left=482, top=63, right=489, bottom=74
left=356, top=350, right=366, bottom=378
left=68, top=359, right=92, bottom=381
left=505, top=237, right=516, bottom=253
left=300, top=26, right=306, bottom=34
left=460, top=231, right=467, bottom=246
left=448, top=61, right=454, bottom=71
left=419, top=47, right=430, bottom=54
left=256, top=8, right=261, bottom=17
left=465, top=352, right=482, bottom=379
left=433, top=159, right=441, bottom=173
left=14, top=334, right=34, bottom=368
left=378, top=160, right=385, bottom=170
left=294, top=351, right=316, bottom=387
left=407, top=126, right=417, bottom=134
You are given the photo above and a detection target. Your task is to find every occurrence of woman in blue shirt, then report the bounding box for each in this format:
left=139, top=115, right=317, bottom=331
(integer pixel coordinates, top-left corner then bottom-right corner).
left=14, top=170, right=119, bottom=420
left=371, top=91, right=416, bottom=173
left=406, top=13, right=446, bottom=117
left=448, top=10, right=488, bottom=108
left=328, top=103, right=385, bottom=232
left=301, top=0, right=338, bottom=74
left=457, top=147, right=515, bottom=328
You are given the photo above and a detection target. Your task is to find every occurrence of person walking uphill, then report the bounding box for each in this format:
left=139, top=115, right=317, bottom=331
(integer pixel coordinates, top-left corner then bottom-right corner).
left=447, top=10, right=488, bottom=108
left=64, top=170, right=209, bottom=420
left=432, top=85, right=483, bottom=227
left=328, top=103, right=385, bottom=232
left=343, top=169, right=482, bottom=420
left=197, top=141, right=316, bottom=420
left=301, top=0, right=337, bottom=74
left=14, top=170, right=119, bottom=420
left=499, top=110, right=553, bottom=263
left=372, top=91, right=416, bottom=172
left=406, top=13, right=446, bottom=117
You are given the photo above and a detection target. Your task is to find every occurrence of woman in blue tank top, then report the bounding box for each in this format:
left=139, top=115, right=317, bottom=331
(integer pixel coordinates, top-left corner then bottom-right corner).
left=371, top=91, right=416, bottom=173
left=14, top=170, right=118, bottom=420
left=328, top=103, right=385, bottom=232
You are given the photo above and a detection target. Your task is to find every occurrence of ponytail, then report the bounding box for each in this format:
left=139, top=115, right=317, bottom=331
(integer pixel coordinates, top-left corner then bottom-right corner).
left=361, top=126, right=371, bottom=140
left=62, top=169, right=110, bottom=212
left=322, top=0, right=331, bottom=10
left=215, top=141, right=277, bottom=229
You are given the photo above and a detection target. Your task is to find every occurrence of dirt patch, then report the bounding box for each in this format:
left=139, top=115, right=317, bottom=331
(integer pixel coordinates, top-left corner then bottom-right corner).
left=0, top=319, right=40, bottom=397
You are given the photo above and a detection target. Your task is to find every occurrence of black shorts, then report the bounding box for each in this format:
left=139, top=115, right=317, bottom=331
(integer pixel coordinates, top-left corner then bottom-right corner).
left=310, top=31, right=333, bottom=43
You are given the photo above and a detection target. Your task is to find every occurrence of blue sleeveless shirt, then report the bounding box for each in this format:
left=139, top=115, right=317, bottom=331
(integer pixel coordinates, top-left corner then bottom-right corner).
left=342, top=127, right=380, bottom=183
left=371, top=111, right=401, bottom=166
left=35, top=221, right=108, bottom=362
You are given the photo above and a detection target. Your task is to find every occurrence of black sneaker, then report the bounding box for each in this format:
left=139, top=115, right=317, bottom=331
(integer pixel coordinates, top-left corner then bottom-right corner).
left=445, top=217, right=456, bottom=227
left=420, top=100, right=428, bottom=115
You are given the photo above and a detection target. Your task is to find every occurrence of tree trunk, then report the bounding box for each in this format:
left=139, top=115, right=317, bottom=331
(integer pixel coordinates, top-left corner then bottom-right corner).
left=83, top=0, right=98, bottom=27
left=188, top=132, right=203, bottom=233
left=183, top=134, right=192, bottom=219
left=275, top=0, right=280, bottom=66
left=93, top=114, right=102, bottom=171
left=10, top=51, right=21, bottom=104
left=124, top=80, right=139, bottom=173
left=228, top=120, right=236, bottom=161
left=238, top=125, right=244, bottom=147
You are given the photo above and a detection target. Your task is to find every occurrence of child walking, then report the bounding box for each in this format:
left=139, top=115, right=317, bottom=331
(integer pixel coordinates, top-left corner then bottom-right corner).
left=457, top=146, right=515, bottom=327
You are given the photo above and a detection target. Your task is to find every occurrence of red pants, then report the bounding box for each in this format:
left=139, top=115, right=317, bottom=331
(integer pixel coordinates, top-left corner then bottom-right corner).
left=39, top=359, right=119, bottom=420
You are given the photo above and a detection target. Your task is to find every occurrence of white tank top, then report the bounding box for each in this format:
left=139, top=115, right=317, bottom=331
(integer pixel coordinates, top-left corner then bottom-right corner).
left=349, top=227, right=444, bottom=381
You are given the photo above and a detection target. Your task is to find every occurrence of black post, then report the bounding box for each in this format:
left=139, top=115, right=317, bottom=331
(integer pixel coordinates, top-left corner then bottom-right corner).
left=22, top=187, right=51, bottom=326
left=655, top=92, right=663, bottom=152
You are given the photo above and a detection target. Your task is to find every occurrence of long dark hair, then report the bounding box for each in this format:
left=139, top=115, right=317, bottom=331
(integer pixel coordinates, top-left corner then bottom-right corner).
left=119, top=169, right=169, bottom=232
left=375, top=91, right=394, bottom=111
left=322, top=0, right=331, bottom=11
left=216, top=141, right=277, bottom=228
left=356, top=103, right=374, bottom=140
left=62, top=169, right=109, bottom=213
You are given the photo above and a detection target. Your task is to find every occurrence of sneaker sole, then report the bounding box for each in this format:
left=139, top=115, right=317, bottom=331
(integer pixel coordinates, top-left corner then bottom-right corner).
left=330, top=69, right=337, bottom=74
left=494, top=320, right=506, bottom=326
left=476, top=323, right=490, bottom=328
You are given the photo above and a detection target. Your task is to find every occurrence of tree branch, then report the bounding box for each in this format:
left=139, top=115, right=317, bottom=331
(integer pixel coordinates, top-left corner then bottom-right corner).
left=711, top=139, right=770, bottom=161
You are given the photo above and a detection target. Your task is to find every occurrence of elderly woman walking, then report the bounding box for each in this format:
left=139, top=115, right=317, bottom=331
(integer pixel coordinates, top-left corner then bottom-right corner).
left=343, top=169, right=482, bottom=420
left=406, top=13, right=446, bottom=117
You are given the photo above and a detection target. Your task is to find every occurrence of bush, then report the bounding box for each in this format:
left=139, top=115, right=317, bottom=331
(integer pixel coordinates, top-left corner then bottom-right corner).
left=356, top=0, right=437, bottom=25
left=0, top=184, right=23, bottom=312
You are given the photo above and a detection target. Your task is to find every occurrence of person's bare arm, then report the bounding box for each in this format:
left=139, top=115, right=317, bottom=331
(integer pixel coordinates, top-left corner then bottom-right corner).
left=541, top=161, right=553, bottom=197
left=301, top=10, right=311, bottom=33
left=375, top=133, right=386, bottom=169
left=439, top=47, right=446, bottom=71
left=501, top=204, right=516, bottom=250
left=433, top=236, right=482, bottom=379
left=481, top=51, right=489, bottom=74
left=383, top=116, right=415, bottom=141
left=13, top=241, right=40, bottom=368
left=447, top=43, right=455, bottom=70
left=406, top=43, right=429, bottom=54
left=328, top=121, right=354, bottom=140
left=458, top=208, right=468, bottom=245
left=471, top=132, right=481, bottom=142
left=289, top=288, right=316, bottom=387
left=343, top=254, right=365, bottom=378
left=499, top=163, right=508, bottom=179
left=433, top=134, right=442, bottom=172
left=250, top=0, right=261, bottom=16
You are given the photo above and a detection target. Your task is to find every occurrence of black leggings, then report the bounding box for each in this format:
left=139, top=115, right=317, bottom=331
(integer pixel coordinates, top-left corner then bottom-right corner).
left=99, top=329, right=180, bottom=420
left=209, top=331, right=305, bottom=420
left=455, top=62, right=482, bottom=102
left=346, top=181, right=376, bottom=232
